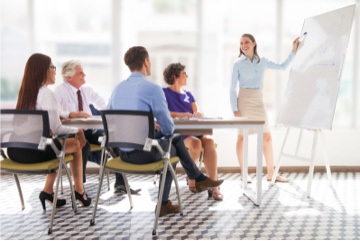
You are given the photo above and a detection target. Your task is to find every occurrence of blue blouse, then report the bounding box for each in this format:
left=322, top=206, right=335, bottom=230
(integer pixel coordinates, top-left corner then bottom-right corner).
left=229, top=52, right=295, bottom=112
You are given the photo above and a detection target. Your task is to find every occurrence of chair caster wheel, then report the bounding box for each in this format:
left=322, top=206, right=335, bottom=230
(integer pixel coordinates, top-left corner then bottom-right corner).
left=152, top=230, right=157, bottom=236
left=90, top=220, right=95, bottom=226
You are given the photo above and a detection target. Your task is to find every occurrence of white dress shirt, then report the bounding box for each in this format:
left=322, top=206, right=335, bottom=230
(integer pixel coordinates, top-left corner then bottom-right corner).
left=54, top=82, right=107, bottom=118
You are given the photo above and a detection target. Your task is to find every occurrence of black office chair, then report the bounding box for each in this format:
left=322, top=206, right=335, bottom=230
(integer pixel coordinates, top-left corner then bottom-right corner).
left=88, top=104, right=111, bottom=189
left=90, top=110, right=183, bottom=237
left=89, top=104, right=101, bottom=116
left=0, top=109, right=77, bottom=234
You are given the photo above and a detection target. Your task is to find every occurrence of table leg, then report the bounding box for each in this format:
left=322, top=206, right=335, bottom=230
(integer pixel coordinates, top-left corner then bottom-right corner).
left=242, top=125, right=263, bottom=206
left=256, top=125, right=263, bottom=205
left=242, top=129, right=249, bottom=189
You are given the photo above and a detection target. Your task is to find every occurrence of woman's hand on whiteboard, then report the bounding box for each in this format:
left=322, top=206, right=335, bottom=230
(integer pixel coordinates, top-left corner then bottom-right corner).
left=292, top=37, right=300, bottom=53
left=233, top=111, right=241, bottom=117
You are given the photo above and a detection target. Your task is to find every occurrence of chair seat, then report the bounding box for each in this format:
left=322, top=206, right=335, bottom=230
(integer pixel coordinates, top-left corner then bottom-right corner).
left=106, top=156, right=180, bottom=174
left=90, top=144, right=102, bottom=152
left=0, top=155, right=73, bottom=174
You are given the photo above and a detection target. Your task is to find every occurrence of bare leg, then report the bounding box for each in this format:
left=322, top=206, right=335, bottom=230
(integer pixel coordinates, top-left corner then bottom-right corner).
left=263, top=133, right=275, bottom=177
left=263, top=133, right=289, bottom=182
left=183, top=136, right=202, bottom=189
left=42, top=138, right=89, bottom=200
left=236, top=135, right=244, bottom=173
left=200, top=136, right=220, bottom=194
left=238, top=133, right=275, bottom=176
left=65, top=138, right=86, bottom=195
left=184, top=136, right=202, bottom=165
left=43, top=173, right=57, bottom=194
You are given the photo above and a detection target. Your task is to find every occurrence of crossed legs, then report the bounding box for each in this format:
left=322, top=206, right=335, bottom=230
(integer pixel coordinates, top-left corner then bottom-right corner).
left=43, top=138, right=87, bottom=196
left=184, top=135, right=221, bottom=196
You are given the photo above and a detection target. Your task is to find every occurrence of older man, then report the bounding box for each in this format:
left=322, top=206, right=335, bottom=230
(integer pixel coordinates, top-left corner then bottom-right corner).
left=54, top=60, right=140, bottom=194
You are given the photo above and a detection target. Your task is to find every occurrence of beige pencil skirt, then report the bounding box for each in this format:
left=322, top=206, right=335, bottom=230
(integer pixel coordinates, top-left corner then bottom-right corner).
left=237, top=88, right=270, bottom=135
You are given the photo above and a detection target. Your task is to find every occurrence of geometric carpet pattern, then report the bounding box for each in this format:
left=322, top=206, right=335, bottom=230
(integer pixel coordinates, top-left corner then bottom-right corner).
left=0, top=172, right=359, bottom=240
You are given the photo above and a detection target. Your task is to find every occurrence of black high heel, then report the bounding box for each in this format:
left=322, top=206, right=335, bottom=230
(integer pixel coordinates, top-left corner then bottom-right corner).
left=39, top=191, right=66, bottom=211
left=74, top=190, right=92, bottom=207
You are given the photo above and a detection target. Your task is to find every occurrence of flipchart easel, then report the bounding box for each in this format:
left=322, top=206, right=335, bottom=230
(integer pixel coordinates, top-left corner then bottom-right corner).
left=271, top=126, right=332, bottom=197
left=273, top=5, right=355, bottom=197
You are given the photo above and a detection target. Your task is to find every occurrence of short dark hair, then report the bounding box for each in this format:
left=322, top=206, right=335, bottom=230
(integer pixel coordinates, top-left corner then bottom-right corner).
left=124, top=46, right=149, bottom=71
left=163, top=63, right=186, bottom=85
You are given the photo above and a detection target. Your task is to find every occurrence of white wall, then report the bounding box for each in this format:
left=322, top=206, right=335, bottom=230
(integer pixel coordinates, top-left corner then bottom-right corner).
left=213, top=128, right=360, bottom=167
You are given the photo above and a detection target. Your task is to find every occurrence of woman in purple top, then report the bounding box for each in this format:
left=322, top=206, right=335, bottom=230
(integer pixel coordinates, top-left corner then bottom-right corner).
left=163, top=63, right=223, bottom=201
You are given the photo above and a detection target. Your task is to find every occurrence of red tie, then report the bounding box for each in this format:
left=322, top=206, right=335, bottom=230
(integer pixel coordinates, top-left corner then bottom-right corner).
left=77, top=90, right=83, bottom=112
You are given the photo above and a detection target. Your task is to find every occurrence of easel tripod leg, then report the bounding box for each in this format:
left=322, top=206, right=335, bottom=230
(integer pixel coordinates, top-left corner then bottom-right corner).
left=307, top=131, right=319, bottom=197
left=271, top=127, right=291, bottom=185
left=320, top=131, right=332, bottom=187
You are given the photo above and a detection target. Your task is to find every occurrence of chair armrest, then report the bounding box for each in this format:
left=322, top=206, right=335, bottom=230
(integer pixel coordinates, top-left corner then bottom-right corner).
left=143, top=133, right=179, bottom=157
left=1, top=149, right=8, bottom=159
left=162, top=133, right=180, bottom=153
left=98, top=135, right=105, bottom=147
left=49, top=134, right=76, bottom=156
left=53, top=133, right=76, bottom=140
left=162, top=133, right=180, bottom=141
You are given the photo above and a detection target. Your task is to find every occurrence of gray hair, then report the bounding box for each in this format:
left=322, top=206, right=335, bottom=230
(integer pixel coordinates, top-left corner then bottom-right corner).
left=62, top=60, right=82, bottom=82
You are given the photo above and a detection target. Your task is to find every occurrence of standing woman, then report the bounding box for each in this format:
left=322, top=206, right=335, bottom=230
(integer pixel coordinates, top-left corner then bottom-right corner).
left=7, top=53, right=92, bottom=210
left=229, top=34, right=299, bottom=182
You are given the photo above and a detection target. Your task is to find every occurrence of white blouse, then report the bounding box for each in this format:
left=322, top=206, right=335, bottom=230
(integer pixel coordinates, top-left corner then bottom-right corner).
left=37, top=85, right=78, bottom=135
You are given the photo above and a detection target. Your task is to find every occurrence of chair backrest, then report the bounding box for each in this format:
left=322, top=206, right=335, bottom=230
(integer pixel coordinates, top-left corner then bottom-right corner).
left=1, top=109, right=50, bottom=150
left=89, top=104, right=101, bottom=116
left=100, top=110, right=155, bottom=150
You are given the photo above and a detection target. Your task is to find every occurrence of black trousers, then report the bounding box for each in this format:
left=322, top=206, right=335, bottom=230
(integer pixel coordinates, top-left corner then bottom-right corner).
left=82, top=129, right=125, bottom=184
left=118, top=132, right=203, bottom=202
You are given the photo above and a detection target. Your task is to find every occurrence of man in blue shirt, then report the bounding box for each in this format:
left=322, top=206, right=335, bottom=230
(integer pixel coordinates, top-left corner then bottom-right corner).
left=108, top=46, right=224, bottom=216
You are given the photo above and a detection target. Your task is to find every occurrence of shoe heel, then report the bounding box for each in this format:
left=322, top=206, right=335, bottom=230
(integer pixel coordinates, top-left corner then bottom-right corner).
left=75, top=190, right=92, bottom=207
left=207, top=189, right=213, bottom=197
left=39, top=191, right=66, bottom=211
left=39, top=197, right=46, bottom=212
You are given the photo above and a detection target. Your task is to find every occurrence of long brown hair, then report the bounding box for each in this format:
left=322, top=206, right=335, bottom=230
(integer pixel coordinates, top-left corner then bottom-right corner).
left=16, top=53, right=51, bottom=110
left=238, top=33, right=260, bottom=63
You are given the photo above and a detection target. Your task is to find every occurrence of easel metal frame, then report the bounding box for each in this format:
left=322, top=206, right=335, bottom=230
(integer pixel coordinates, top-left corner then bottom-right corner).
left=271, top=126, right=333, bottom=197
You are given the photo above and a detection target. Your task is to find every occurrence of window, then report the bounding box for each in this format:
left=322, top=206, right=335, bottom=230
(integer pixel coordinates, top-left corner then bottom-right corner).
left=1, top=0, right=358, bottom=128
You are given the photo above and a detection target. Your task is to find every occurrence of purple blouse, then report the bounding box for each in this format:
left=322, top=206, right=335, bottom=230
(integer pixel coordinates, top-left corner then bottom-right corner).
left=163, top=87, right=196, bottom=113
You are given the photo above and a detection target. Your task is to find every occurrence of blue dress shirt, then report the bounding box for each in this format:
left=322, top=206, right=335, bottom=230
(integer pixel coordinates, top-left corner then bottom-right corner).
left=229, top=52, right=295, bottom=112
left=108, top=72, right=174, bottom=136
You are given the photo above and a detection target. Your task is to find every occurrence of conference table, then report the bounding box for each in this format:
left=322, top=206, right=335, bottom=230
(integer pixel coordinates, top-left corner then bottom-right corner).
left=65, top=116, right=265, bottom=205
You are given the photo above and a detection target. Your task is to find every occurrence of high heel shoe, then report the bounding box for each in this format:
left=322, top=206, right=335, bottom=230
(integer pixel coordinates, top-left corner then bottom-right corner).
left=267, top=175, right=290, bottom=182
left=186, top=176, right=197, bottom=193
left=39, top=191, right=66, bottom=211
left=207, top=188, right=223, bottom=201
left=74, top=190, right=92, bottom=207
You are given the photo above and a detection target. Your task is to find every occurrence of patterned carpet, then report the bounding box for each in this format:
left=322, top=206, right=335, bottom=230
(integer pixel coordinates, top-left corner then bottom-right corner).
left=0, top=172, right=359, bottom=240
